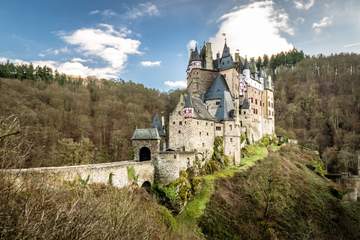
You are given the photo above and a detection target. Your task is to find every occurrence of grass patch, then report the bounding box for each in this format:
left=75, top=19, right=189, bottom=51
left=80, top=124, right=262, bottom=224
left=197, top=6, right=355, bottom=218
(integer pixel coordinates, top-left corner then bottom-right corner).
left=176, top=144, right=273, bottom=233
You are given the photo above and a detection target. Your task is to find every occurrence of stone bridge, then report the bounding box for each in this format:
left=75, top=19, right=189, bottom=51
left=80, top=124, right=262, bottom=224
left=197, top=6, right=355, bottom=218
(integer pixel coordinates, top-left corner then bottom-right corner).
left=4, top=160, right=154, bottom=189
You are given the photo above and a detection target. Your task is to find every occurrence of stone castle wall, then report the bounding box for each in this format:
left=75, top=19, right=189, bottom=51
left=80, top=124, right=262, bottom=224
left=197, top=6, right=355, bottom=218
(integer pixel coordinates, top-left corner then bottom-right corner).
left=154, top=151, right=196, bottom=185
left=169, top=110, right=215, bottom=160
left=4, top=161, right=154, bottom=189
left=187, top=69, right=218, bottom=97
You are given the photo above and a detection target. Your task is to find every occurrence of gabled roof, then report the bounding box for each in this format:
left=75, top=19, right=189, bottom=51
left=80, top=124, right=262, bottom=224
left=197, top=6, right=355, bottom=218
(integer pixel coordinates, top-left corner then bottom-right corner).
left=131, top=128, right=161, bottom=140
left=203, top=74, right=235, bottom=121
left=182, top=93, right=214, bottom=121
left=214, top=91, right=235, bottom=121
left=204, top=74, right=230, bottom=101
left=191, top=96, right=214, bottom=120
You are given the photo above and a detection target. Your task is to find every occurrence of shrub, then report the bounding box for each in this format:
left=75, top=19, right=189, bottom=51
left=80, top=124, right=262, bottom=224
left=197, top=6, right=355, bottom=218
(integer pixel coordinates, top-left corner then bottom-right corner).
left=0, top=178, right=174, bottom=240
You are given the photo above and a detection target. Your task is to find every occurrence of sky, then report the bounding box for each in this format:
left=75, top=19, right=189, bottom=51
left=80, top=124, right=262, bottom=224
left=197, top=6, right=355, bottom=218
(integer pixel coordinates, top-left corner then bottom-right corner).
left=1, top=0, right=360, bottom=91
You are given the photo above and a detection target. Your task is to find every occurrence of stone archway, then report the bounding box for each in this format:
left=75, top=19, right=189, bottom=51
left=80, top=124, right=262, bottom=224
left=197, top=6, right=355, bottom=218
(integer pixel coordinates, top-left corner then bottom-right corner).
left=141, top=181, right=152, bottom=193
left=139, top=147, right=151, bottom=161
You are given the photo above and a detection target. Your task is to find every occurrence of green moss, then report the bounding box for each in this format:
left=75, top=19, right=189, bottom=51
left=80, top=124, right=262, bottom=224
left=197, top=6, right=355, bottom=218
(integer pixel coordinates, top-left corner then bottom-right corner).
left=176, top=144, right=273, bottom=233
left=127, top=166, right=138, bottom=183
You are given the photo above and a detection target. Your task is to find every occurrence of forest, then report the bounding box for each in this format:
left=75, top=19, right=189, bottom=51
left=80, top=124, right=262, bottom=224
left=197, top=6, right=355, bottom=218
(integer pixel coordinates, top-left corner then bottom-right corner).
left=1, top=49, right=359, bottom=174
left=0, top=62, right=181, bottom=167
left=274, top=53, right=360, bottom=174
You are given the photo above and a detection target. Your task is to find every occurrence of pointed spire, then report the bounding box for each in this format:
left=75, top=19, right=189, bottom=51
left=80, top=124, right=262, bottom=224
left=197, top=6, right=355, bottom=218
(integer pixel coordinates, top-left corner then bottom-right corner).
left=188, top=44, right=201, bottom=65
left=221, top=40, right=231, bottom=58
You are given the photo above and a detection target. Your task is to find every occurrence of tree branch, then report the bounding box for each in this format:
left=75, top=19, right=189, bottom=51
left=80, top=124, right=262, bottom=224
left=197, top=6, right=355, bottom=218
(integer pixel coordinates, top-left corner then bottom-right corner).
left=0, top=130, right=20, bottom=140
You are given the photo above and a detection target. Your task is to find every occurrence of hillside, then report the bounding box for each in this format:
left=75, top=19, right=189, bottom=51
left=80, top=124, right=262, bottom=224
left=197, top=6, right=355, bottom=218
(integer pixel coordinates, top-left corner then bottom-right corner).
left=199, top=145, right=360, bottom=240
left=0, top=77, right=181, bottom=168
left=274, top=54, right=360, bottom=174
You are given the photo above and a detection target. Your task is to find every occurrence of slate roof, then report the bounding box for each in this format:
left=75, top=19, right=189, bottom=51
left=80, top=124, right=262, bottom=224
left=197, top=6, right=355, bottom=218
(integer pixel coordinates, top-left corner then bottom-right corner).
left=203, top=74, right=235, bottom=121
left=131, top=128, right=161, bottom=140
left=204, top=74, right=230, bottom=100
left=182, top=93, right=214, bottom=121
left=151, top=114, right=165, bottom=136
left=214, top=91, right=235, bottom=121
left=191, top=96, right=214, bottom=120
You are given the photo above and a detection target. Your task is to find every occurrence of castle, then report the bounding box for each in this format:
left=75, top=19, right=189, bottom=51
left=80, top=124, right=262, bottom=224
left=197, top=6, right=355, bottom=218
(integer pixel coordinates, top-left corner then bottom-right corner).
left=5, top=39, right=276, bottom=190
left=132, top=39, right=275, bottom=184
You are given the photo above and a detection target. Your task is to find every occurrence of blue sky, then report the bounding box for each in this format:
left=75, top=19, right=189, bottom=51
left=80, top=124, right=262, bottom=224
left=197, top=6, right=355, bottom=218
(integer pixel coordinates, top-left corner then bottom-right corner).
left=1, top=0, right=360, bottom=91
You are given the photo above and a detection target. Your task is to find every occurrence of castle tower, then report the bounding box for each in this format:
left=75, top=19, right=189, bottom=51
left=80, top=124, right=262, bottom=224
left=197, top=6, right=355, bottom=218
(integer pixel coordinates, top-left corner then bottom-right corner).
left=187, top=45, right=202, bottom=74
left=243, top=58, right=251, bottom=78
left=200, top=42, right=214, bottom=70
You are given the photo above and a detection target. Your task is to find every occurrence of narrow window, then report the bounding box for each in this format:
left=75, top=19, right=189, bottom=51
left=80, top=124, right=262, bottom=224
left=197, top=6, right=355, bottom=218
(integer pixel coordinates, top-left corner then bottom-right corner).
left=230, top=125, right=232, bottom=130
left=173, top=121, right=175, bottom=124
left=179, top=121, right=182, bottom=125
left=202, top=143, right=205, bottom=147
left=178, top=130, right=181, bottom=134
left=230, top=138, right=233, bottom=142
left=199, top=132, right=201, bottom=136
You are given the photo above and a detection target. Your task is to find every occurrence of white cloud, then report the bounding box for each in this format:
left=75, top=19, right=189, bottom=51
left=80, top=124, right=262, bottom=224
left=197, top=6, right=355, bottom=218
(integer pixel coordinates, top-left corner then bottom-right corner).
left=127, top=2, right=159, bottom=19
left=209, top=1, right=294, bottom=58
left=294, top=0, right=315, bottom=10
left=187, top=40, right=197, bottom=52
left=62, top=24, right=141, bottom=73
left=140, top=60, right=161, bottom=67
left=344, top=42, right=360, bottom=48
left=32, top=60, right=120, bottom=79
left=89, top=9, right=117, bottom=17
left=2, top=24, right=142, bottom=79
left=89, top=10, right=100, bottom=15
left=164, top=80, right=187, bottom=89
left=71, top=57, right=88, bottom=63
left=39, top=47, right=70, bottom=57
left=0, top=57, right=29, bottom=65
left=312, top=17, right=332, bottom=33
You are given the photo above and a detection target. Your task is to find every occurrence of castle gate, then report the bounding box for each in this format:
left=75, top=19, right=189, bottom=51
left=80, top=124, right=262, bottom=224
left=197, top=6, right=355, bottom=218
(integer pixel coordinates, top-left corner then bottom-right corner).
left=139, top=147, right=151, bottom=161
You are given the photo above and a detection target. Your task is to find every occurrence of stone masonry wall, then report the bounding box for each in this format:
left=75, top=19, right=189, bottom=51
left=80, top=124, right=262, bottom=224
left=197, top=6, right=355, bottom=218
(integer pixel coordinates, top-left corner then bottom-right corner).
left=132, top=139, right=160, bottom=161
left=4, top=161, right=154, bottom=189
left=169, top=109, right=215, bottom=160
left=154, top=151, right=196, bottom=185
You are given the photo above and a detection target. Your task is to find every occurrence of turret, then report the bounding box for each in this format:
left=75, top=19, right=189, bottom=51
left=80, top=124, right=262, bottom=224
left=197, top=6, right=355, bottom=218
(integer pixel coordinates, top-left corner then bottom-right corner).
left=187, top=45, right=202, bottom=74
left=200, top=42, right=214, bottom=70
left=219, top=40, right=234, bottom=70
left=243, top=58, right=250, bottom=78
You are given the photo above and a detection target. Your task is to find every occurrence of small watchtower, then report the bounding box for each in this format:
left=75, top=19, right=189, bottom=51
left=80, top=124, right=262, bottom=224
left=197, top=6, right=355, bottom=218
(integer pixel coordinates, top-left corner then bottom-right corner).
left=131, top=128, right=161, bottom=161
